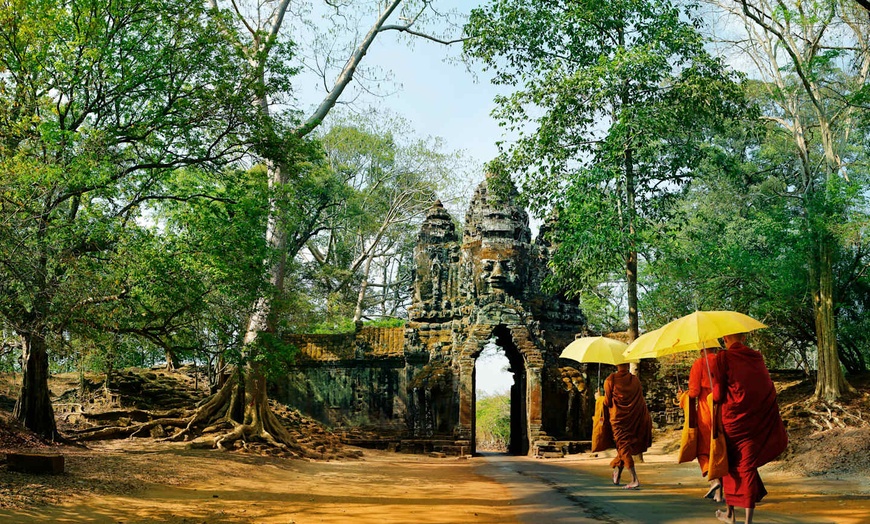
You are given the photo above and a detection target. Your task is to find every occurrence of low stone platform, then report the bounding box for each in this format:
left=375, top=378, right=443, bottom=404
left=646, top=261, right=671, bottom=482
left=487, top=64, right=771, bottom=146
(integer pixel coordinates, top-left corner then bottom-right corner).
left=341, top=436, right=472, bottom=456
left=559, top=440, right=592, bottom=454
left=6, top=452, right=65, bottom=474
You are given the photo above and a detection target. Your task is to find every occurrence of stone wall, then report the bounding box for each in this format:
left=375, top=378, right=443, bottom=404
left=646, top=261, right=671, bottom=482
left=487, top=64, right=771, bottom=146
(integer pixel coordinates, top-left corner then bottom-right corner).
left=271, top=328, right=409, bottom=432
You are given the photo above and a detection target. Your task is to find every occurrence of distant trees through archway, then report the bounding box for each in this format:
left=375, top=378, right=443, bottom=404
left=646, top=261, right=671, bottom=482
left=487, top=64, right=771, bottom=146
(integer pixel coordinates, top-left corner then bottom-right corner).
left=473, top=326, right=529, bottom=455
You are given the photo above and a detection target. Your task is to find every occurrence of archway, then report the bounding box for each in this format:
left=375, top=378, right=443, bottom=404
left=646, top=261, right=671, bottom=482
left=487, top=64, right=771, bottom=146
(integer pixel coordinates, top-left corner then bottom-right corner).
left=472, top=324, right=528, bottom=455
left=473, top=339, right=512, bottom=452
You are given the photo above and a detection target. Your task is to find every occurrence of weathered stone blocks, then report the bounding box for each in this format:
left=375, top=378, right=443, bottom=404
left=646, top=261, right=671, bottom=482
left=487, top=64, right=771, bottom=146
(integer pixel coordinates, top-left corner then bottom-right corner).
left=279, top=175, right=590, bottom=456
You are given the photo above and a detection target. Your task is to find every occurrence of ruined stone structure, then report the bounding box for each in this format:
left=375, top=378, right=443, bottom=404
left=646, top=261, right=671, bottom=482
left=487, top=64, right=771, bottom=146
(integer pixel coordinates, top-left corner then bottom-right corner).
left=274, top=175, right=590, bottom=455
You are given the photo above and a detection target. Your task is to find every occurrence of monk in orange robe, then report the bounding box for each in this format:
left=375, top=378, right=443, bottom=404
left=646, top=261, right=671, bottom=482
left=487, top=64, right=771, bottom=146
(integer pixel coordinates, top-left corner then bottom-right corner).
left=688, top=347, right=722, bottom=501
left=603, top=363, right=652, bottom=489
left=713, top=333, right=788, bottom=524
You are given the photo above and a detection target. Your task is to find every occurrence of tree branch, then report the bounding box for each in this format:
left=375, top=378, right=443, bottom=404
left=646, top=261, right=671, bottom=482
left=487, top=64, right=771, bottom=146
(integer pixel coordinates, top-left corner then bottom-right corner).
left=379, top=25, right=468, bottom=45
left=294, top=0, right=404, bottom=138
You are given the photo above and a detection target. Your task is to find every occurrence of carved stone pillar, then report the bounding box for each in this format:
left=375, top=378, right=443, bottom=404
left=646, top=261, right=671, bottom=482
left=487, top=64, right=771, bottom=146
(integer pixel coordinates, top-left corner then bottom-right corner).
left=526, top=365, right=543, bottom=447
left=457, top=356, right=475, bottom=440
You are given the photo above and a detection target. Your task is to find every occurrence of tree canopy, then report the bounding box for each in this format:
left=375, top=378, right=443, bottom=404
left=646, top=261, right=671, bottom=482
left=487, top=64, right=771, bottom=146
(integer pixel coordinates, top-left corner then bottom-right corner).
left=463, top=0, right=746, bottom=340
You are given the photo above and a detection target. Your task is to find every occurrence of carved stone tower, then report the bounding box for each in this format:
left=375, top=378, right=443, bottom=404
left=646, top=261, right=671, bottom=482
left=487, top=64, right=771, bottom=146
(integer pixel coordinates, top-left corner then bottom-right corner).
left=404, top=175, right=587, bottom=454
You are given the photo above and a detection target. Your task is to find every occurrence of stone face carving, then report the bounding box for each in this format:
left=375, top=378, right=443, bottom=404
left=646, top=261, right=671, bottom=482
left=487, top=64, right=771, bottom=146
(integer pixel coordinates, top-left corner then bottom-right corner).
left=404, top=174, right=588, bottom=453
left=277, top=175, right=590, bottom=456
left=462, top=180, right=531, bottom=301
left=409, top=200, right=459, bottom=323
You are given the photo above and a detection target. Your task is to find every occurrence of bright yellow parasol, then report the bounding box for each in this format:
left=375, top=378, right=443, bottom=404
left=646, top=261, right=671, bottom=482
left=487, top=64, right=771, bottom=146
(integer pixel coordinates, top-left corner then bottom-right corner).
left=561, top=336, right=636, bottom=392
left=560, top=336, right=634, bottom=365
left=651, top=310, right=766, bottom=355
left=623, top=327, right=720, bottom=361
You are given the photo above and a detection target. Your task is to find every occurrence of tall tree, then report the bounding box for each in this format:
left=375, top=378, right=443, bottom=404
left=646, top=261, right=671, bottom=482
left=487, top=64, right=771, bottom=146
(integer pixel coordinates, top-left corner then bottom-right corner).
left=463, top=0, right=745, bottom=343
left=0, top=0, right=253, bottom=438
left=705, top=0, right=869, bottom=400
left=641, top=111, right=821, bottom=370
left=169, top=0, right=466, bottom=450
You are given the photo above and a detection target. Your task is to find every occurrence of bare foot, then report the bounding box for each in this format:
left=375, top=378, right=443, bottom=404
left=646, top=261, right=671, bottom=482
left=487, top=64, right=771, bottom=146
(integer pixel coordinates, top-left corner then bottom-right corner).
left=705, top=483, right=719, bottom=500
left=713, top=485, right=724, bottom=503
left=715, top=509, right=734, bottom=524
left=612, top=467, right=622, bottom=485
left=706, top=481, right=724, bottom=502
left=623, top=481, right=639, bottom=490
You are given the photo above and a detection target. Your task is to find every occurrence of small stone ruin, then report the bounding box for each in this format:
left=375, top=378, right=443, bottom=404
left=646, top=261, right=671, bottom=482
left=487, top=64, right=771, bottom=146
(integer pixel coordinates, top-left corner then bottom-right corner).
left=274, top=174, right=593, bottom=455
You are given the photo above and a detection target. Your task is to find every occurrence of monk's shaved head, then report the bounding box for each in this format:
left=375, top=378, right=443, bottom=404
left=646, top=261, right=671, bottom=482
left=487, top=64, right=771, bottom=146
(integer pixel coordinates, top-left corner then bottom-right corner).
left=723, top=332, right=747, bottom=345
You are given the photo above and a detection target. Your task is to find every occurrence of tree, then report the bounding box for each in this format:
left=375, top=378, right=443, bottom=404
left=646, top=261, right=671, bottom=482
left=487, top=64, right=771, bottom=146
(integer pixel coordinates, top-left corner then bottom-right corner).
left=162, top=0, right=466, bottom=451
left=0, top=0, right=253, bottom=438
left=462, top=0, right=745, bottom=343
left=641, top=112, right=820, bottom=370
left=476, top=392, right=510, bottom=451
left=306, top=109, right=467, bottom=328
left=704, top=0, right=869, bottom=400
left=643, top=86, right=870, bottom=377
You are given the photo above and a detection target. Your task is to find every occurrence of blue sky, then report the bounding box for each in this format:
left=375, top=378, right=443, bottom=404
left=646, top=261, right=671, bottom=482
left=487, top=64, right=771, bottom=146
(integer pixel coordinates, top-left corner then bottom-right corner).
left=296, top=1, right=506, bottom=182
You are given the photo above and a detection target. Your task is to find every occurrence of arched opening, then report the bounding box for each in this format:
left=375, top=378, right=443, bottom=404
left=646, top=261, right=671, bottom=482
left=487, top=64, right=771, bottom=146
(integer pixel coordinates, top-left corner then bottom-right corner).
left=474, top=341, right=512, bottom=452
left=472, top=324, right=528, bottom=455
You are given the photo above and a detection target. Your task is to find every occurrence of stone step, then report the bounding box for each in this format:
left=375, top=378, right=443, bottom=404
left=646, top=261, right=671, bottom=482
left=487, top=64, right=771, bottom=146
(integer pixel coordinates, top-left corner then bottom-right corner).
left=535, top=451, right=565, bottom=459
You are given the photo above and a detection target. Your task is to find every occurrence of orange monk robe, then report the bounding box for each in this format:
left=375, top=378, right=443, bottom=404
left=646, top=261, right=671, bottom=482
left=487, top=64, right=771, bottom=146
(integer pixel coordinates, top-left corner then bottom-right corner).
left=604, top=369, right=652, bottom=470
left=713, top=342, right=788, bottom=509
left=688, top=351, right=718, bottom=476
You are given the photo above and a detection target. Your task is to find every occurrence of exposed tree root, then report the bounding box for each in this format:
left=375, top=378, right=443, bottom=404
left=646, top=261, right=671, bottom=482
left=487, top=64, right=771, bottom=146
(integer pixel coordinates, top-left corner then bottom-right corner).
left=783, top=398, right=869, bottom=434
left=62, top=366, right=342, bottom=459
left=69, top=417, right=191, bottom=441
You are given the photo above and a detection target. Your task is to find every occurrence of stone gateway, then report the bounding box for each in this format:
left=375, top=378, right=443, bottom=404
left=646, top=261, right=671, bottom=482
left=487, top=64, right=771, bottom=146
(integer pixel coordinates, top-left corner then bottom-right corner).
left=274, top=175, right=591, bottom=455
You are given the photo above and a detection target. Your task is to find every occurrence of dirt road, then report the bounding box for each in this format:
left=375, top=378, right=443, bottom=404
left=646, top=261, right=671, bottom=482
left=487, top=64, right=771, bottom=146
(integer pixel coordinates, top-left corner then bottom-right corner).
left=476, top=451, right=868, bottom=524
left=0, top=442, right=867, bottom=523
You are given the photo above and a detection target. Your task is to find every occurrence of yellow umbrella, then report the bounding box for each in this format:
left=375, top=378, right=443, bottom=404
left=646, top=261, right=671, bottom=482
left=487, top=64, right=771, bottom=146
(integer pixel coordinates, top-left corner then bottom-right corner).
left=652, top=310, right=766, bottom=354
left=561, top=336, right=636, bottom=392
left=560, top=336, right=633, bottom=365
left=625, top=311, right=765, bottom=389
left=623, top=327, right=720, bottom=361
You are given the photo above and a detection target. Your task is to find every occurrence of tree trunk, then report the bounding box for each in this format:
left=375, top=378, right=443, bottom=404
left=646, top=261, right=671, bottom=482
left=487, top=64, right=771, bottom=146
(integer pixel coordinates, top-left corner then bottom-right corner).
left=623, top=96, right=639, bottom=374
left=811, top=235, right=854, bottom=401
left=617, top=22, right=639, bottom=375
left=165, top=347, right=180, bottom=372
left=13, top=332, right=59, bottom=440
left=352, top=253, right=374, bottom=328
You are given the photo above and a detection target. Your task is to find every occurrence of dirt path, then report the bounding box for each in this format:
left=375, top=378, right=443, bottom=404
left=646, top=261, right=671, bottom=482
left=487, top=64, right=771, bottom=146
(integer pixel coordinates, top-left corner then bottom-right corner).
left=477, top=449, right=869, bottom=524
left=1, top=443, right=518, bottom=524
left=1, top=441, right=868, bottom=523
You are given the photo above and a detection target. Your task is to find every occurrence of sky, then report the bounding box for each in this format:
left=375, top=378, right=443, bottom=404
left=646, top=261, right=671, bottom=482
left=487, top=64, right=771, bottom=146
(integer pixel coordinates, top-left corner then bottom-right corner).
left=296, top=1, right=506, bottom=186
left=295, top=1, right=522, bottom=396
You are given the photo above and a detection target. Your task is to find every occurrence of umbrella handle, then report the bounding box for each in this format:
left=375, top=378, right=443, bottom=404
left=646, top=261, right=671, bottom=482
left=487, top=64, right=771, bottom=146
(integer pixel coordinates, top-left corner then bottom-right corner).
left=703, top=347, right=714, bottom=388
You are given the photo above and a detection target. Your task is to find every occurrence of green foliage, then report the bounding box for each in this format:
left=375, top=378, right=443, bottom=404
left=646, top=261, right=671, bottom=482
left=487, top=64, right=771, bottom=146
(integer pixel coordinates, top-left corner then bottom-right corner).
left=310, top=318, right=358, bottom=335
left=250, top=333, right=299, bottom=380
left=71, top=166, right=275, bottom=370
left=0, top=0, right=259, bottom=377
left=302, top=109, right=468, bottom=327
left=0, top=328, right=21, bottom=373
left=306, top=316, right=405, bottom=334
left=364, top=318, right=406, bottom=328
left=643, top=89, right=870, bottom=372
left=463, top=0, right=748, bottom=327
left=475, top=392, right=510, bottom=452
